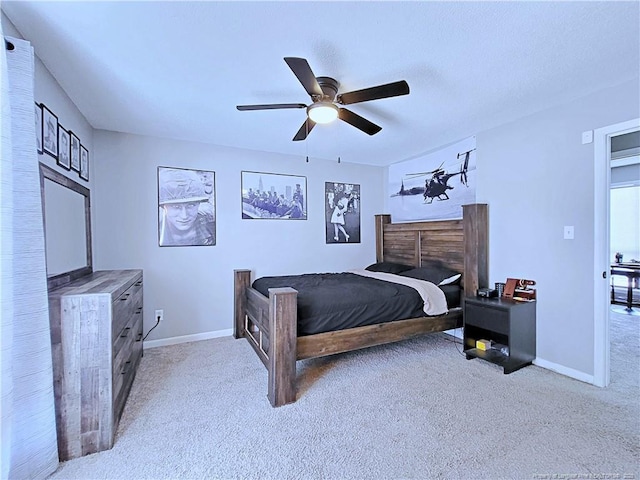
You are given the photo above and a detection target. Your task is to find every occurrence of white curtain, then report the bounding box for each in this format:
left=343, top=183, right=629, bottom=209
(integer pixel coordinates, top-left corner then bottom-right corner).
left=1, top=33, right=59, bottom=479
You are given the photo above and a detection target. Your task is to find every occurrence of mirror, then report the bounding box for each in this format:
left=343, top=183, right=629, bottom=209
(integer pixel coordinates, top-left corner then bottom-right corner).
left=39, top=163, right=92, bottom=290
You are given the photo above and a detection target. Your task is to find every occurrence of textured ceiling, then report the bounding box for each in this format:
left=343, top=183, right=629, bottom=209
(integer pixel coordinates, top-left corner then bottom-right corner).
left=3, top=1, right=639, bottom=166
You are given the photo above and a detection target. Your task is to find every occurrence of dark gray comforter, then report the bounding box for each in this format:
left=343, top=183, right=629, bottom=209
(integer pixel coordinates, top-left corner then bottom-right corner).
left=252, top=272, right=437, bottom=336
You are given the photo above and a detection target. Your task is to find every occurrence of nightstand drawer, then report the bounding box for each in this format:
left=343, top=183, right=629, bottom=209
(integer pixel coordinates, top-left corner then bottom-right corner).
left=465, top=303, right=509, bottom=335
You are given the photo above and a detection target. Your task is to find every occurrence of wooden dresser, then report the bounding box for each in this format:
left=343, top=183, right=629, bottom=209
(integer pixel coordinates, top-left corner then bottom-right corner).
left=48, top=269, right=143, bottom=460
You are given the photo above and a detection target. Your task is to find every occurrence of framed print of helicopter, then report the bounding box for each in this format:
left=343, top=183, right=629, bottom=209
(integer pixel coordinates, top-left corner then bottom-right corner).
left=388, top=136, right=477, bottom=222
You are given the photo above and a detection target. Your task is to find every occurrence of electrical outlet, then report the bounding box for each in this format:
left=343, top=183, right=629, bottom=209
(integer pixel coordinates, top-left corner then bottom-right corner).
left=154, top=309, right=163, bottom=323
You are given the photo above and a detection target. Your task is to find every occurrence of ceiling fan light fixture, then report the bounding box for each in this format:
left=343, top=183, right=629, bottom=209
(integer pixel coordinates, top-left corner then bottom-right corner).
left=307, top=103, right=338, bottom=124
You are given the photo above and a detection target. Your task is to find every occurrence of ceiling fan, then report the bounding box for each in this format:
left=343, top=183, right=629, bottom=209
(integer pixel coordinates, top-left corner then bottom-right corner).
left=236, top=57, right=410, bottom=141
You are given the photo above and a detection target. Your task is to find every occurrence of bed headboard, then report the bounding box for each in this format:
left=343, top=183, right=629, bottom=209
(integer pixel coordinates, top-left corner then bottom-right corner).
left=375, top=203, right=488, bottom=297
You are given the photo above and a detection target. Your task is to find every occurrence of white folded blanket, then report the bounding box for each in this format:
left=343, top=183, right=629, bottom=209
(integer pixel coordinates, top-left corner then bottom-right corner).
left=349, top=269, right=448, bottom=316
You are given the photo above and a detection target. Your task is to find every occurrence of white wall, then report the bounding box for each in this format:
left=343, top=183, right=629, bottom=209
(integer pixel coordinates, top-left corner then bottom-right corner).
left=92, top=131, right=385, bottom=342
left=474, top=78, right=640, bottom=378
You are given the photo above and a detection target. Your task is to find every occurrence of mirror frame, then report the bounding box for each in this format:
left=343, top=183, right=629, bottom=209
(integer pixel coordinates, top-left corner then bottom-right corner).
left=39, top=162, right=93, bottom=290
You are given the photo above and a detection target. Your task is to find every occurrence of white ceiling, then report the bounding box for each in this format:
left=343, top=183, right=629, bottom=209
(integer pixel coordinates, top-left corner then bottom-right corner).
left=3, top=1, right=639, bottom=167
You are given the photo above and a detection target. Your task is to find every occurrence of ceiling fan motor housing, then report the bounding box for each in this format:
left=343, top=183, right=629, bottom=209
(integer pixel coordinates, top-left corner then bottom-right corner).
left=315, top=76, right=339, bottom=102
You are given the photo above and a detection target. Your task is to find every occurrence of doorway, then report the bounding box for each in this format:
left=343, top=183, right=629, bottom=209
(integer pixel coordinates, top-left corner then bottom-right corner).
left=593, top=119, right=640, bottom=388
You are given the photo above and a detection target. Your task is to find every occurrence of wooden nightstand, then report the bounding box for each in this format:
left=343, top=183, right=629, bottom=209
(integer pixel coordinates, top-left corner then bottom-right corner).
left=463, top=297, right=536, bottom=374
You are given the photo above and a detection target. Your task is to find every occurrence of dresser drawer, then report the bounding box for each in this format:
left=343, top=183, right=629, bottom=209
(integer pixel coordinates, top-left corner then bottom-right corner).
left=465, top=302, right=509, bottom=335
left=113, top=315, right=143, bottom=423
left=112, top=277, right=143, bottom=337
left=113, top=314, right=142, bottom=398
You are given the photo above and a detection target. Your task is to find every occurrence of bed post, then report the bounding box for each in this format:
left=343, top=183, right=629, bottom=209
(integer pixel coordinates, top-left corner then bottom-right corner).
left=462, top=204, right=488, bottom=297
left=234, top=269, right=251, bottom=339
left=267, top=287, right=298, bottom=407
left=375, top=214, right=391, bottom=262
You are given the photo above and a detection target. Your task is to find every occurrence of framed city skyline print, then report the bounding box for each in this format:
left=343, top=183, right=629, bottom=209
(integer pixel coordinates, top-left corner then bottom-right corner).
left=241, top=171, right=307, bottom=220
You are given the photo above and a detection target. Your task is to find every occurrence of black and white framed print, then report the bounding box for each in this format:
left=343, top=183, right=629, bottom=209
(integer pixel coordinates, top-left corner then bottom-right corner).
left=42, top=104, right=58, bottom=159
left=241, top=171, right=306, bottom=220
left=70, top=131, right=80, bottom=172
left=325, top=182, right=361, bottom=243
left=57, top=126, right=71, bottom=170
left=35, top=102, right=43, bottom=154
left=79, top=145, right=89, bottom=181
left=158, top=166, right=216, bottom=247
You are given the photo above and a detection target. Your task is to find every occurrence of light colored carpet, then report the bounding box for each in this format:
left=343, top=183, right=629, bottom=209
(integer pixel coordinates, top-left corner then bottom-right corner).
left=48, top=312, right=639, bottom=480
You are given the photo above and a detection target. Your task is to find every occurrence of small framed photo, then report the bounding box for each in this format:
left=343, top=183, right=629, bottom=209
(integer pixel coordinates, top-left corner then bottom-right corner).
left=325, top=182, right=361, bottom=243
left=241, top=171, right=307, bottom=220
left=35, top=102, right=43, bottom=154
left=70, top=131, right=80, bottom=172
left=57, top=126, right=71, bottom=170
left=42, top=104, right=58, bottom=159
left=158, top=166, right=216, bottom=247
left=80, top=145, right=89, bottom=181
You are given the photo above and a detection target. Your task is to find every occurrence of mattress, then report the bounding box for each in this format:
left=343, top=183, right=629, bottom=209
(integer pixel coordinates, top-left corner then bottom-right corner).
left=252, top=272, right=459, bottom=336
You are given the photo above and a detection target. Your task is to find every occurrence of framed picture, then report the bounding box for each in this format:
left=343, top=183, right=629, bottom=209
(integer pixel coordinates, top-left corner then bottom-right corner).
left=42, top=104, right=58, bottom=159
left=388, top=136, right=476, bottom=222
left=325, top=182, right=361, bottom=243
left=241, top=171, right=306, bottom=220
left=70, top=131, right=80, bottom=172
left=35, top=102, right=43, bottom=154
left=158, top=166, right=216, bottom=247
left=80, top=145, right=89, bottom=181
left=57, top=126, right=71, bottom=170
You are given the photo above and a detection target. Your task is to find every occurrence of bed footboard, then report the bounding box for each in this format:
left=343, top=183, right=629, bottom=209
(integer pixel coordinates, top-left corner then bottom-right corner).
left=234, top=269, right=298, bottom=407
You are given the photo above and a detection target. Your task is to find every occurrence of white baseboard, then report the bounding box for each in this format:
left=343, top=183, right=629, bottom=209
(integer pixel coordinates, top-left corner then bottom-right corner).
left=144, top=328, right=234, bottom=350
left=533, top=357, right=595, bottom=385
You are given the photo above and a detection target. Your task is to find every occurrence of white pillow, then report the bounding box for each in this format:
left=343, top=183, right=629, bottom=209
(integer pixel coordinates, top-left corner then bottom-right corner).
left=438, top=273, right=462, bottom=286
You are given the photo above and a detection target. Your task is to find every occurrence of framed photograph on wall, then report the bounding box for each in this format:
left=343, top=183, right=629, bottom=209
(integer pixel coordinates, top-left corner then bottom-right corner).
left=158, top=166, right=216, bottom=247
left=241, top=171, right=306, bottom=220
left=325, top=182, right=361, bottom=243
left=35, top=102, right=43, bottom=154
left=388, top=136, right=476, bottom=222
left=42, top=104, right=58, bottom=159
left=79, top=145, right=89, bottom=181
left=70, top=131, right=80, bottom=172
left=57, top=126, right=71, bottom=170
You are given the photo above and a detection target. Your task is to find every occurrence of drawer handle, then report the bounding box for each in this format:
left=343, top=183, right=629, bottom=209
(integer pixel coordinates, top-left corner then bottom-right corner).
left=120, top=361, right=131, bottom=375
left=136, top=332, right=143, bottom=342
left=120, top=327, right=130, bottom=338
left=135, top=308, right=142, bottom=314
left=120, top=293, right=130, bottom=301
left=135, top=281, right=143, bottom=286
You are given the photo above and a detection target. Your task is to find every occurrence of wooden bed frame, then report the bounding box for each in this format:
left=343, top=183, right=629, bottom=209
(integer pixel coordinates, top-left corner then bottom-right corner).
left=234, top=203, right=488, bottom=407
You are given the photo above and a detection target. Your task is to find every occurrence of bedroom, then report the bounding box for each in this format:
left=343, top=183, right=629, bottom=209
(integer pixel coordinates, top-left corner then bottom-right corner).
left=1, top=1, right=638, bottom=479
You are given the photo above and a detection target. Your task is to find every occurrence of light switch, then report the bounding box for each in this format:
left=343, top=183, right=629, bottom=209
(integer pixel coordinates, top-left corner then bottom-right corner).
left=564, top=226, right=574, bottom=240
left=582, top=130, right=593, bottom=144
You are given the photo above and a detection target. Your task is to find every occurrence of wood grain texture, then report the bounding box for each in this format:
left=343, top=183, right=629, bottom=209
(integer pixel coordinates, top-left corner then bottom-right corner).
left=234, top=206, right=488, bottom=407
left=267, top=288, right=298, bottom=407
left=233, top=270, right=251, bottom=339
left=297, top=310, right=462, bottom=360
left=48, top=269, right=143, bottom=460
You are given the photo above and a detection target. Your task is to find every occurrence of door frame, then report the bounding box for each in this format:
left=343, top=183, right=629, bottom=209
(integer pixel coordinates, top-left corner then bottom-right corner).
left=593, top=118, right=640, bottom=387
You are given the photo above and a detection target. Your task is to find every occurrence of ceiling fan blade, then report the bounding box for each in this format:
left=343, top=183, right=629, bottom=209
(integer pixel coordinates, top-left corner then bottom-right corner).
left=237, top=103, right=306, bottom=111
left=337, top=80, right=410, bottom=105
left=338, top=108, right=382, bottom=136
left=284, top=57, right=323, bottom=97
left=292, top=118, right=316, bottom=141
